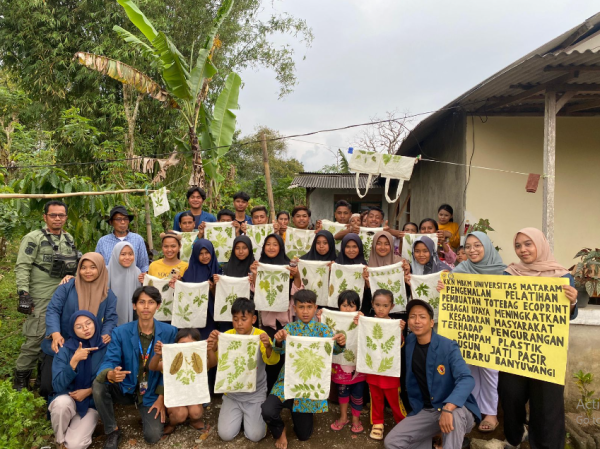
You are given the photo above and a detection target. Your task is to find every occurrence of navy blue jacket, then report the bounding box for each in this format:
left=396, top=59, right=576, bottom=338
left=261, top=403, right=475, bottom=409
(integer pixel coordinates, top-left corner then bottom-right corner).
left=405, top=332, right=481, bottom=421
left=96, top=320, right=177, bottom=407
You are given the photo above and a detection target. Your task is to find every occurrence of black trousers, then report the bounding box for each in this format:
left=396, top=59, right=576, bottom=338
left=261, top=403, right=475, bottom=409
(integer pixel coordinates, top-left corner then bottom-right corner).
left=261, top=394, right=313, bottom=441
left=499, top=372, right=565, bottom=449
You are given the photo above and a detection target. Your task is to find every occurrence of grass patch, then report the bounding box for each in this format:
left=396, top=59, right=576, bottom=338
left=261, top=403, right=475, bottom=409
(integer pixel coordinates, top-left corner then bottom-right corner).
left=0, top=251, right=24, bottom=379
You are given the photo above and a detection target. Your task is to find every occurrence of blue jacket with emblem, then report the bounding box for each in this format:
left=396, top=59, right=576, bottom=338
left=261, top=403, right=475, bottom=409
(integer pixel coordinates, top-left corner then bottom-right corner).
left=96, top=319, right=177, bottom=407
left=405, top=331, right=481, bottom=422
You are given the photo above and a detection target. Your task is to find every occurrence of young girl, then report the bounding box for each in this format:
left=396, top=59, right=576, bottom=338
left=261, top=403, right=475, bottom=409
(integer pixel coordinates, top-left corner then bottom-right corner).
left=143, top=232, right=189, bottom=281
left=149, top=328, right=207, bottom=436
left=408, top=236, right=452, bottom=277
left=419, top=218, right=456, bottom=265
left=107, top=242, right=141, bottom=326
left=402, top=222, right=418, bottom=234
left=178, top=211, right=197, bottom=232
left=300, top=230, right=337, bottom=262
left=328, top=291, right=366, bottom=433
left=437, top=204, right=460, bottom=251
left=275, top=211, right=290, bottom=241
left=359, top=289, right=406, bottom=440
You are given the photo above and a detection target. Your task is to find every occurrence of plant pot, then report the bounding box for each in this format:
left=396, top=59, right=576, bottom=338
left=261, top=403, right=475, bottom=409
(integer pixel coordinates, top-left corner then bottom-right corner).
left=576, top=287, right=591, bottom=308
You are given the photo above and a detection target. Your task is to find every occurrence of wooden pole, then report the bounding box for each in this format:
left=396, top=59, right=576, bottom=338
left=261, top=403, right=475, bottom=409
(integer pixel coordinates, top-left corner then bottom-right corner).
left=543, top=90, right=557, bottom=251
left=144, top=194, right=154, bottom=251
left=261, top=133, right=277, bottom=222
left=0, top=189, right=167, bottom=199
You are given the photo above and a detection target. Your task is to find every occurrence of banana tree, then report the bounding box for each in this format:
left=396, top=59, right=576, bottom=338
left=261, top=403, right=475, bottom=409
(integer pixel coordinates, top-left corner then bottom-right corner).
left=75, top=0, right=239, bottom=188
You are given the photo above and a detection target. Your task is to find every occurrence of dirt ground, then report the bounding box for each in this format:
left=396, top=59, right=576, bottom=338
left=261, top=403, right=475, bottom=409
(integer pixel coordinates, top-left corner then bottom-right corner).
left=87, top=395, right=508, bottom=449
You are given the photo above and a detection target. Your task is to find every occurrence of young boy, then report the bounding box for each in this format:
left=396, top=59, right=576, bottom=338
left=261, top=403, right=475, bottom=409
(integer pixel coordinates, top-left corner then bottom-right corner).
left=217, top=209, right=235, bottom=222
left=232, top=191, right=253, bottom=225
left=261, top=290, right=346, bottom=448
left=206, top=298, right=279, bottom=442
left=456, top=246, right=468, bottom=263
left=250, top=205, right=269, bottom=225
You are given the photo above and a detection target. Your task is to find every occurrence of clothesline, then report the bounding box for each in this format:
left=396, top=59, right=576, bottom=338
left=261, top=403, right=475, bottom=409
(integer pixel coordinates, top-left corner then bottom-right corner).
left=419, top=157, right=547, bottom=178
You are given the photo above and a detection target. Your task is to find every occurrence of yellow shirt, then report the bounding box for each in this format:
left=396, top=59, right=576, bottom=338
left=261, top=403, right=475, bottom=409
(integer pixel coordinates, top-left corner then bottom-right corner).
left=148, top=259, right=188, bottom=279
left=438, top=221, right=460, bottom=250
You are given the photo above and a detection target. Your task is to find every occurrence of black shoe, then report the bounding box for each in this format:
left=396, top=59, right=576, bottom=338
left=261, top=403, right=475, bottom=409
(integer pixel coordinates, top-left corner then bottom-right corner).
left=462, top=437, right=471, bottom=449
left=33, top=361, right=42, bottom=390
left=103, top=429, right=121, bottom=449
left=13, top=370, right=32, bottom=391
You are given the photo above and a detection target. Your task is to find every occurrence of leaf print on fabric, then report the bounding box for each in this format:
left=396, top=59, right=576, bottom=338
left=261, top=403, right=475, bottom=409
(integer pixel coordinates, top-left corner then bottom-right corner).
left=357, top=316, right=401, bottom=377
left=292, top=348, right=326, bottom=382
left=373, top=323, right=383, bottom=340
left=401, top=233, right=438, bottom=263
left=322, top=309, right=360, bottom=368
left=171, top=281, right=210, bottom=328
left=254, top=263, right=290, bottom=312
left=377, top=357, right=394, bottom=373
left=143, top=275, right=174, bottom=321
left=327, top=263, right=365, bottom=308
left=368, top=262, right=407, bottom=313
left=380, top=336, right=396, bottom=353
left=204, top=223, right=235, bottom=263
left=214, top=275, right=251, bottom=322
left=410, top=273, right=442, bottom=320
left=298, top=260, right=331, bottom=306
left=284, top=335, right=333, bottom=401
left=163, top=341, right=210, bottom=407
left=215, top=333, right=260, bottom=394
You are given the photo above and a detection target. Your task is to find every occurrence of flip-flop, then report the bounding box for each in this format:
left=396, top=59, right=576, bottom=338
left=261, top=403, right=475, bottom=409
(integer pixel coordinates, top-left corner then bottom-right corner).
left=190, top=422, right=211, bottom=433
left=479, top=420, right=499, bottom=433
left=351, top=423, right=364, bottom=433
left=331, top=420, right=350, bottom=431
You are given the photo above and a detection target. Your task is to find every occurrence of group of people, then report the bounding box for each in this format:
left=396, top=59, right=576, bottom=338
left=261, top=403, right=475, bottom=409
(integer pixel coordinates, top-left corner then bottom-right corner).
left=12, top=187, right=579, bottom=449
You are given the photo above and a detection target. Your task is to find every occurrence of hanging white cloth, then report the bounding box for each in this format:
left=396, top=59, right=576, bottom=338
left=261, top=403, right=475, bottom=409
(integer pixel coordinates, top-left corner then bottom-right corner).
left=327, top=263, right=366, bottom=308
left=254, top=262, right=290, bottom=312
left=284, top=335, right=334, bottom=401
left=162, top=341, right=210, bottom=407
left=214, top=333, right=261, bottom=393
left=142, top=274, right=174, bottom=321
left=409, top=273, right=443, bottom=320
left=285, top=228, right=316, bottom=259
left=171, top=280, right=210, bottom=328
left=367, top=261, right=407, bottom=313
left=149, top=187, right=170, bottom=216
left=321, top=309, right=359, bottom=367
left=214, top=275, right=251, bottom=322
left=356, top=315, right=401, bottom=377
left=379, top=154, right=416, bottom=203
left=246, top=224, right=274, bottom=258
left=348, top=150, right=382, bottom=198
left=298, top=260, right=330, bottom=307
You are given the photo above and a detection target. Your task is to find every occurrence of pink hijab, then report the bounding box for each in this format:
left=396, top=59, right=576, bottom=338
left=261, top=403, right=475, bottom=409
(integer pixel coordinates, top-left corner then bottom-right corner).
left=504, top=227, right=568, bottom=277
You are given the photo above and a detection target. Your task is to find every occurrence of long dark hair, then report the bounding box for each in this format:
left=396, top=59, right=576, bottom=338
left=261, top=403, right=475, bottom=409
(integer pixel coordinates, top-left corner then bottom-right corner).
left=438, top=204, right=454, bottom=222
left=419, top=218, right=439, bottom=232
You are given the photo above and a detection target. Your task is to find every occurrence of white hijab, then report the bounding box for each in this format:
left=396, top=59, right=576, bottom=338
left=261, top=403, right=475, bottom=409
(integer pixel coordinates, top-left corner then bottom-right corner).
left=107, top=241, right=141, bottom=325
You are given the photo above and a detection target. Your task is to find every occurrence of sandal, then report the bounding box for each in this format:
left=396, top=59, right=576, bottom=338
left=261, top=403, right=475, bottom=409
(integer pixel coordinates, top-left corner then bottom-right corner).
left=478, top=420, right=499, bottom=433
left=190, top=420, right=210, bottom=433
left=351, top=423, right=364, bottom=433
left=331, top=419, right=349, bottom=431
left=370, top=424, right=384, bottom=440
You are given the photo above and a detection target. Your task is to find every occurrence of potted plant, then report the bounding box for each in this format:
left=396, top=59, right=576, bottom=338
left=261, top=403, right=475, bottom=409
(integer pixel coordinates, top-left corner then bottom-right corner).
left=570, top=248, right=600, bottom=308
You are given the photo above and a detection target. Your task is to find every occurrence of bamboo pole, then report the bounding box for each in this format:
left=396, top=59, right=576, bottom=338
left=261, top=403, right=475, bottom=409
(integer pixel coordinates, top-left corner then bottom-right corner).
left=542, top=91, right=557, bottom=251
left=0, top=189, right=168, bottom=199
left=144, top=195, right=154, bottom=251
left=261, top=133, right=277, bottom=222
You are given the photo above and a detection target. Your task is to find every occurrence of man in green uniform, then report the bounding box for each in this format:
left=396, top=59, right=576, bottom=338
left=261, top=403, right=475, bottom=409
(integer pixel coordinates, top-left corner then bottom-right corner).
left=14, top=200, right=79, bottom=391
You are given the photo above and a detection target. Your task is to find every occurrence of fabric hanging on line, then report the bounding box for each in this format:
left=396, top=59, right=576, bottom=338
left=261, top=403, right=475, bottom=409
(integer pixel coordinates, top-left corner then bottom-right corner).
left=285, top=227, right=316, bottom=259
left=348, top=150, right=383, bottom=198
left=379, top=154, right=416, bottom=203
left=321, top=309, right=359, bottom=367
left=327, top=262, right=366, bottom=308
left=356, top=315, right=401, bottom=377
left=214, top=333, right=261, bottom=393
left=142, top=274, right=174, bottom=321
left=214, top=275, right=251, bottom=322
left=298, top=260, right=330, bottom=307
left=171, top=280, right=210, bottom=328
left=246, top=224, right=274, bottom=258
left=321, top=219, right=346, bottom=252
left=204, top=222, right=236, bottom=263
left=409, top=272, right=443, bottom=321
left=162, top=341, right=210, bottom=407
left=149, top=187, right=170, bottom=216
left=401, top=233, right=439, bottom=263
left=254, top=262, right=291, bottom=312
left=358, top=226, right=384, bottom=262
left=284, top=335, right=334, bottom=401
left=367, top=261, right=407, bottom=313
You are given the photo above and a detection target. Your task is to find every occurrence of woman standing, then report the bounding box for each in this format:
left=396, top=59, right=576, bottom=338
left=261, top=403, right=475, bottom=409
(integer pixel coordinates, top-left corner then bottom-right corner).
left=300, top=230, right=337, bottom=262
left=437, top=204, right=460, bottom=251
left=500, top=228, right=578, bottom=449
left=107, top=242, right=141, bottom=326
left=145, top=232, right=189, bottom=280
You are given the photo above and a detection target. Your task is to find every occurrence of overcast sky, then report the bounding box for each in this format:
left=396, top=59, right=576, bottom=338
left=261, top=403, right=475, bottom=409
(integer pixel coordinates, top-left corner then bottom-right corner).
left=235, top=0, right=600, bottom=171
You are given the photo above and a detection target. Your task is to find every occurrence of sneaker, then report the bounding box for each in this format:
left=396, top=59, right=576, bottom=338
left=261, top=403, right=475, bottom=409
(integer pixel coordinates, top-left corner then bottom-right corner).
left=103, top=429, right=121, bottom=449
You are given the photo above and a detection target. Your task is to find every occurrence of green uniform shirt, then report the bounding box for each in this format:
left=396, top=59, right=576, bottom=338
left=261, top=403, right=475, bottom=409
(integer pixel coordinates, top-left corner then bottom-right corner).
left=15, top=228, right=76, bottom=299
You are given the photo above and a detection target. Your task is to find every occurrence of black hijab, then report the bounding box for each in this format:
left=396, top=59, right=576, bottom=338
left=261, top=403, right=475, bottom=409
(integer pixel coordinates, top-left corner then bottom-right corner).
left=223, top=235, right=255, bottom=277
left=259, top=234, right=290, bottom=265
left=300, top=230, right=337, bottom=261
left=335, top=233, right=366, bottom=265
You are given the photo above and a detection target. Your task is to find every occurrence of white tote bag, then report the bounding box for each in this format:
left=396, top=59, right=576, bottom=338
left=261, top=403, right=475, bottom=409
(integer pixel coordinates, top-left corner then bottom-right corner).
left=379, top=154, right=416, bottom=203
left=163, top=341, right=210, bottom=407
left=214, top=275, right=251, bottom=322
left=327, top=263, right=366, bottom=308
left=214, top=333, right=261, bottom=393
left=149, top=187, right=170, bottom=216
left=204, top=222, right=236, bottom=263
left=368, top=261, right=407, bottom=313
left=321, top=219, right=346, bottom=252
left=142, top=274, right=174, bottom=321
left=321, top=309, right=359, bottom=366
left=171, top=280, right=210, bottom=328
left=285, top=228, right=316, bottom=259
left=284, top=335, right=334, bottom=401
left=298, top=260, right=330, bottom=307
left=246, top=224, right=274, bottom=258
left=254, top=263, right=290, bottom=312
left=356, top=316, right=401, bottom=377
left=348, top=150, right=382, bottom=198
left=358, top=226, right=384, bottom=262
left=401, top=233, right=439, bottom=263
left=173, top=231, right=198, bottom=263
left=410, top=272, right=443, bottom=320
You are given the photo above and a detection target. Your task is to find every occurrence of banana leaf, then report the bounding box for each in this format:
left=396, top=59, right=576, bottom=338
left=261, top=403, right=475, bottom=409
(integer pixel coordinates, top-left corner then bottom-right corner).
left=117, top=0, right=158, bottom=42
left=210, top=72, right=241, bottom=157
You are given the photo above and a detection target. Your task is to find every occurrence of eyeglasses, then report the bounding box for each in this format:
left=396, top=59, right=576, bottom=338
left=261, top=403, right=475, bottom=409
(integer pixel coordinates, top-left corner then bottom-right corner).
left=112, top=217, right=130, bottom=223
left=46, top=214, right=67, bottom=219
left=464, top=243, right=484, bottom=252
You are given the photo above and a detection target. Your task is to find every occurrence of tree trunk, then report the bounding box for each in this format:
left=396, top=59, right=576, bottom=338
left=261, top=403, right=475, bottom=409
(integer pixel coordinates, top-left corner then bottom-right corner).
left=190, top=126, right=205, bottom=188
left=123, top=86, right=143, bottom=170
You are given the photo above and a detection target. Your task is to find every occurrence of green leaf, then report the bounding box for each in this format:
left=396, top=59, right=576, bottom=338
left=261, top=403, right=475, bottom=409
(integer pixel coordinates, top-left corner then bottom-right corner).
left=189, top=48, right=217, bottom=100
left=335, top=269, right=343, bottom=279
left=373, top=323, right=383, bottom=340
left=377, top=357, right=394, bottom=373
left=343, top=349, right=356, bottom=363
left=348, top=322, right=357, bottom=331
left=324, top=342, right=332, bottom=356
left=302, top=267, right=308, bottom=277
left=117, top=0, right=158, bottom=42
left=380, top=335, right=396, bottom=354
left=292, top=348, right=326, bottom=382
left=215, top=379, right=225, bottom=391
left=210, top=72, right=241, bottom=157
left=151, top=32, right=192, bottom=100
left=365, top=353, right=373, bottom=369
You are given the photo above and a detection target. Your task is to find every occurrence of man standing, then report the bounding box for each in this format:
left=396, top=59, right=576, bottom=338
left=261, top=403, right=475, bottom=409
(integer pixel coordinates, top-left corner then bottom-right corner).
left=384, top=300, right=481, bottom=449
left=14, top=200, right=79, bottom=390
left=232, top=191, right=252, bottom=225
left=95, top=206, right=149, bottom=273
left=172, top=187, right=216, bottom=232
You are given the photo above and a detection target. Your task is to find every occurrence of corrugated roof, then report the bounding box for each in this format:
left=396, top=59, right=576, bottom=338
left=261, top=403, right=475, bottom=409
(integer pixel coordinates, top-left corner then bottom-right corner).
left=399, top=12, right=600, bottom=155
left=289, top=172, right=383, bottom=189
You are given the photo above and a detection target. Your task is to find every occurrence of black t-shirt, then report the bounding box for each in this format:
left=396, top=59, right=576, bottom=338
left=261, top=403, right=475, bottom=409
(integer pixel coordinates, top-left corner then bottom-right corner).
left=412, top=341, right=432, bottom=408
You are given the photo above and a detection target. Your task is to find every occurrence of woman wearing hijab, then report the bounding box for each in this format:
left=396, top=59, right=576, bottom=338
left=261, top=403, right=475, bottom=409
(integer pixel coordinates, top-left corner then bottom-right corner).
left=249, top=233, right=302, bottom=392
left=499, top=228, right=578, bottom=449
left=49, top=311, right=107, bottom=449
left=438, top=231, right=506, bottom=432
left=179, top=239, right=221, bottom=338
left=335, top=233, right=369, bottom=316
left=107, top=241, right=141, bottom=326
left=41, top=253, right=118, bottom=399
left=300, top=230, right=337, bottom=262
left=407, top=236, right=452, bottom=276
left=219, top=235, right=255, bottom=277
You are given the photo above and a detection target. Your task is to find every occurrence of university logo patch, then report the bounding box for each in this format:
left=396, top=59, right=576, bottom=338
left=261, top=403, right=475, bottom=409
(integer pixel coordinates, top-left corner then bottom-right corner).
left=437, top=365, right=445, bottom=375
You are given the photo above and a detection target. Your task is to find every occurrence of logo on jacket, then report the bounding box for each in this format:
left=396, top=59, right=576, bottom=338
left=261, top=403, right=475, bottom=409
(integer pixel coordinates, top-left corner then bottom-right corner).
left=437, top=365, right=446, bottom=375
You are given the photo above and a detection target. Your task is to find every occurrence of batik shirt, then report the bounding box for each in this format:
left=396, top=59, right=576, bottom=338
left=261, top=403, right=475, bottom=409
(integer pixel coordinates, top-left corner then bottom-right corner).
left=271, top=318, right=344, bottom=413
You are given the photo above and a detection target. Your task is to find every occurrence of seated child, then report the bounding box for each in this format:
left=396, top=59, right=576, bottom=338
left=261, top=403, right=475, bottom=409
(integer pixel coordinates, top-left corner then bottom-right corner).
left=148, top=328, right=207, bottom=437
left=261, top=290, right=346, bottom=449
left=206, top=298, right=280, bottom=442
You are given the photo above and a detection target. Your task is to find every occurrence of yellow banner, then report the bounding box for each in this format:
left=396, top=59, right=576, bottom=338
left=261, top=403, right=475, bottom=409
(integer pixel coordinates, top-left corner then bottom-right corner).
left=438, top=272, right=570, bottom=385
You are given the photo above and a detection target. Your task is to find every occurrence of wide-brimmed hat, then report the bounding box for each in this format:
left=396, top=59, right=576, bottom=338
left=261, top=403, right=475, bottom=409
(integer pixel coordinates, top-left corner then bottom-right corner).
left=107, top=205, right=134, bottom=224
